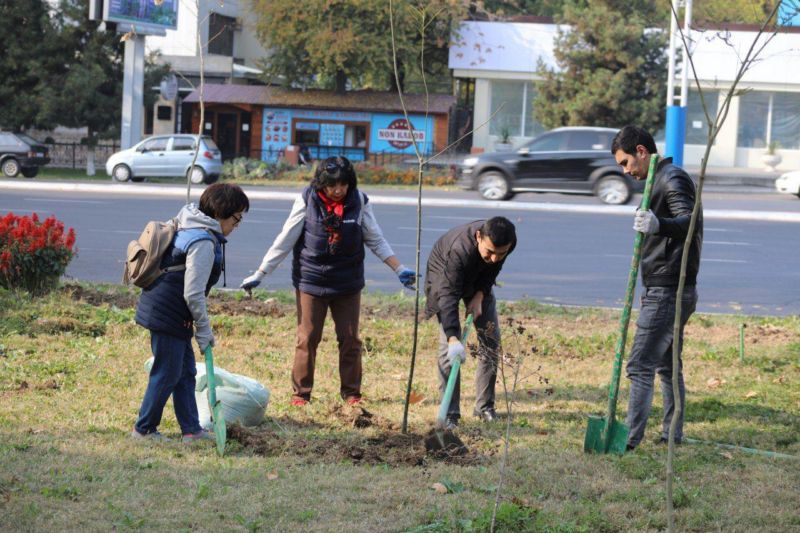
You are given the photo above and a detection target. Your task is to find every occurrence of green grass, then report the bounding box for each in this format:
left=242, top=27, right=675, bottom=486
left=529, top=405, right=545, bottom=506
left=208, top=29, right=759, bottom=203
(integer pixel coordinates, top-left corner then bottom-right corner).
left=0, top=283, right=798, bottom=531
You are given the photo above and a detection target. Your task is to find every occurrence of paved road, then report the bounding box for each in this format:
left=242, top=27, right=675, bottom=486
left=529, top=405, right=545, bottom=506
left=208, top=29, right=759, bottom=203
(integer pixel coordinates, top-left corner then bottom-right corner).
left=1, top=182, right=798, bottom=315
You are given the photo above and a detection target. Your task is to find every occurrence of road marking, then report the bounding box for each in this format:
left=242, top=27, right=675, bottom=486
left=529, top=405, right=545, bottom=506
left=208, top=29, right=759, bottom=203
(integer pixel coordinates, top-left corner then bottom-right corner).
left=24, top=197, right=108, bottom=204
left=705, top=241, right=753, bottom=246
left=399, top=226, right=449, bottom=232
left=605, top=253, right=747, bottom=264
left=427, top=215, right=480, bottom=221
left=705, top=227, right=743, bottom=233
left=249, top=207, right=292, bottom=212
left=3, top=181, right=799, bottom=223
left=0, top=207, right=35, bottom=212
left=88, top=229, right=140, bottom=234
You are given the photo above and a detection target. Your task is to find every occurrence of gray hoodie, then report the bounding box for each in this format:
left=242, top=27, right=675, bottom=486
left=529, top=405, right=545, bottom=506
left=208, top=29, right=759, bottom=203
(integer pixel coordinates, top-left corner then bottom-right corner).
left=176, top=203, right=222, bottom=351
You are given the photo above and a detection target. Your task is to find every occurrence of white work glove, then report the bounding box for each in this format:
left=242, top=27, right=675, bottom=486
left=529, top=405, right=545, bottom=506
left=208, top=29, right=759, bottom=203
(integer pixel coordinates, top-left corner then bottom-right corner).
left=446, top=340, right=466, bottom=367
left=240, top=270, right=266, bottom=294
left=196, top=329, right=215, bottom=354
left=633, top=209, right=660, bottom=234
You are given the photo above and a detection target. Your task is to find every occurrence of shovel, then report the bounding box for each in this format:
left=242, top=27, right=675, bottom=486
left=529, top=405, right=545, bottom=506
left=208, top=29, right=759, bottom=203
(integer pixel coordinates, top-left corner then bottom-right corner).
left=203, top=345, right=227, bottom=456
left=584, top=154, right=659, bottom=455
left=424, top=314, right=474, bottom=454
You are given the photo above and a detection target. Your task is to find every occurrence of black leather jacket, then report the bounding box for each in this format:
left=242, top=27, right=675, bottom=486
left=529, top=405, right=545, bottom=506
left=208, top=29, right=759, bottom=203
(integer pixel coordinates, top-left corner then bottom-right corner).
left=640, top=157, right=702, bottom=287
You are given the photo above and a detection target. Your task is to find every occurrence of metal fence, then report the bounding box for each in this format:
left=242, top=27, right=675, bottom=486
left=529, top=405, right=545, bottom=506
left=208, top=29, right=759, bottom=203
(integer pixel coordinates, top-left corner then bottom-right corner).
left=46, top=142, right=120, bottom=169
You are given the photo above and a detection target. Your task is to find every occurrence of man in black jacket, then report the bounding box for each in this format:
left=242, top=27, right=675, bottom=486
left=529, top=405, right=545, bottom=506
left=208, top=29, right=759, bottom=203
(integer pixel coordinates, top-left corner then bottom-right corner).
left=611, top=125, right=703, bottom=450
left=424, top=217, right=516, bottom=428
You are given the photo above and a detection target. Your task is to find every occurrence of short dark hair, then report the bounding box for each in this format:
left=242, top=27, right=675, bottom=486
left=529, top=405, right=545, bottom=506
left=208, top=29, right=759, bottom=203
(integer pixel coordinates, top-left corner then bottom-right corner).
left=199, top=183, right=250, bottom=219
left=611, top=125, right=657, bottom=156
left=479, top=216, right=516, bottom=247
left=311, top=156, right=357, bottom=191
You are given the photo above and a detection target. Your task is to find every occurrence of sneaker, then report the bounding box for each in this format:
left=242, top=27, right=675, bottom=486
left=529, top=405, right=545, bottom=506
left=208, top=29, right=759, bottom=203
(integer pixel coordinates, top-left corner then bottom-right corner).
left=182, top=430, right=214, bottom=444
left=655, top=436, right=682, bottom=446
left=626, top=443, right=636, bottom=452
left=444, top=416, right=459, bottom=431
left=345, top=395, right=362, bottom=406
left=474, top=408, right=498, bottom=423
left=290, top=397, right=309, bottom=407
left=131, top=428, right=170, bottom=442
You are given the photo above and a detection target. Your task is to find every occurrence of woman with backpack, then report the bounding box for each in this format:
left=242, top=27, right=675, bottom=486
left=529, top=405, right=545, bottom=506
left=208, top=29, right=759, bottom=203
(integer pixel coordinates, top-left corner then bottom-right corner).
left=240, top=156, right=416, bottom=406
left=132, top=183, right=250, bottom=442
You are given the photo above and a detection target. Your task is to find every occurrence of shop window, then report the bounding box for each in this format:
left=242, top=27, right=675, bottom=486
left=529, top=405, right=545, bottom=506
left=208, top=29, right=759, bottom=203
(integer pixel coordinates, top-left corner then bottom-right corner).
left=295, top=129, right=320, bottom=145
left=489, top=80, right=544, bottom=138
left=345, top=125, right=368, bottom=147
left=738, top=90, right=800, bottom=150
left=685, top=89, right=719, bottom=145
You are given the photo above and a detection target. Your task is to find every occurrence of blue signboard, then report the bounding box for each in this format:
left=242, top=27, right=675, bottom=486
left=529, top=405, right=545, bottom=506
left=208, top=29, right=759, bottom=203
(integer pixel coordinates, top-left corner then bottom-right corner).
left=370, top=113, right=434, bottom=155
left=261, top=108, right=292, bottom=162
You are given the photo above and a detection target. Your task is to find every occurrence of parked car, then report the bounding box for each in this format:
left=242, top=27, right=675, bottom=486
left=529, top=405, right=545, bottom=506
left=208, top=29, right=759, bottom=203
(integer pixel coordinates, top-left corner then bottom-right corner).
left=775, top=170, right=800, bottom=198
left=106, top=134, right=222, bottom=184
left=458, top=126, right=642, bottom=204
left=0, top=131, right=50, bottom=178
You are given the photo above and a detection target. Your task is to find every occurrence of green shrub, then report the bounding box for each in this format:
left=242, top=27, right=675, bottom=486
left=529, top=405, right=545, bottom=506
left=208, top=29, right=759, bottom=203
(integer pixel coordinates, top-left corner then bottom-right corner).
left=221, top=157, right=294, bottom=181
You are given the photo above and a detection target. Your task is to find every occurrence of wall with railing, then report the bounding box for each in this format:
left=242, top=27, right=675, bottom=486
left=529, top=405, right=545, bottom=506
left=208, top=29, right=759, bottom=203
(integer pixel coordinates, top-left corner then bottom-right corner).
left=45, top=142, right=120, bottom=169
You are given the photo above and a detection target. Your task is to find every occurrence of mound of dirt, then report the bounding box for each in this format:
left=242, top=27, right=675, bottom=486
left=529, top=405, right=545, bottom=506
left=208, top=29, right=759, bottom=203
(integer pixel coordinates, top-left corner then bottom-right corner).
left=209, top=298, right=286, bottom=318
left=63, top=284, right=137, bottom=309
left=227, top=422, right=485, bottom=467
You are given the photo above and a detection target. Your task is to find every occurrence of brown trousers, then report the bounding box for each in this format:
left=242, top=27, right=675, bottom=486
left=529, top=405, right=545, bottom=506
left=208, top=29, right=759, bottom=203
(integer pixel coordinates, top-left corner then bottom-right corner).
left=292, top=289, right=362, bottom=401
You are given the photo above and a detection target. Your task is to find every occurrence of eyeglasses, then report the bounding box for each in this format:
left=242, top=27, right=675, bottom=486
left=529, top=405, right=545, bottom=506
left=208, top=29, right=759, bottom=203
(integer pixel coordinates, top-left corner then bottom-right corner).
left=232, top=213, right=242, bottom=227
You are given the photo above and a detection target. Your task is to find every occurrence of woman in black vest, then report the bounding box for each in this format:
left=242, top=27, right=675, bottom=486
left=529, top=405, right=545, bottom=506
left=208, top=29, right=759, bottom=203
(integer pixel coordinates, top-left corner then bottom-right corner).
left=133, top=183, right=250, bottom=442
left=241, top=156, right=416, bottom=406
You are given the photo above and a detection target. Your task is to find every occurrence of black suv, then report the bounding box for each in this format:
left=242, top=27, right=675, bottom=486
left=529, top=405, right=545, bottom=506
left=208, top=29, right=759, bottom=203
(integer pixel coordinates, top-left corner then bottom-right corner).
left=0, top=131, right=50, bottom=178
left=458, top=126, right=642, bottom=204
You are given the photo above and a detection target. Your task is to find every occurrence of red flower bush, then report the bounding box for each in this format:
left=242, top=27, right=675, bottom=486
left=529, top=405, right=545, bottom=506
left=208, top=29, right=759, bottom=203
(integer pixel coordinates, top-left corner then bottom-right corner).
left=0, top=212, right=76, bottom=296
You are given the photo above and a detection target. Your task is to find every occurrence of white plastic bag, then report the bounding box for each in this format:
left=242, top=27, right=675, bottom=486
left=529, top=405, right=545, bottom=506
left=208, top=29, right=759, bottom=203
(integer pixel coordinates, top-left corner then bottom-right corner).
left=144, top=357, right=270, bottom=428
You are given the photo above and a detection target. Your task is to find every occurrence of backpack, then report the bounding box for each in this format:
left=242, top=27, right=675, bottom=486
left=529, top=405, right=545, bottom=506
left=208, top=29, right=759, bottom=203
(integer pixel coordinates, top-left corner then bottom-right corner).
left=122, top=218, right=185, bottom=288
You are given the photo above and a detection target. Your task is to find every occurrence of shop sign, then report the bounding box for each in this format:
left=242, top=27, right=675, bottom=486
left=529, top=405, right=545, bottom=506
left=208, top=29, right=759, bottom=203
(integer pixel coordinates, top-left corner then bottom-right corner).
left=377, top=118, right=426, bottom=149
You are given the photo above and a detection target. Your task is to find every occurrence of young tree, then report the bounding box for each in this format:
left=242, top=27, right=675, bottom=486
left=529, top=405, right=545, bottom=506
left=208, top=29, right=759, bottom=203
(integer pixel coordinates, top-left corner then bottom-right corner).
left=0, top=0, right=62, bottom=131
left=533, top=0, right=668, bottom=130
left=247, top=0, right=466, bottom=92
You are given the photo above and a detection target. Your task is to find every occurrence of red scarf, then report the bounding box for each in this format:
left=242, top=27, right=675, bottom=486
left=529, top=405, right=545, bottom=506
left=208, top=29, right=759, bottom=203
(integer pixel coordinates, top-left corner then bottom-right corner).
left=317, top=191, right=345, bottom=253
left=317, top=191, right=345, bottom=218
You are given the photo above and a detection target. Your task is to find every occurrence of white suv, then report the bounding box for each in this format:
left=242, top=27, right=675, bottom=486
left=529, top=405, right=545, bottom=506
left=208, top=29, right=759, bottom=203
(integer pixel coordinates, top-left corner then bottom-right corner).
left=106, top=134, right=222, bottom=184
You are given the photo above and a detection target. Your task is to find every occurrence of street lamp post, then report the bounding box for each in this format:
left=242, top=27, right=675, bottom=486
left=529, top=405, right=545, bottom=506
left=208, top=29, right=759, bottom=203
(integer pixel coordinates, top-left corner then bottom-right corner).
left=664, top=0, right=693, bottom=167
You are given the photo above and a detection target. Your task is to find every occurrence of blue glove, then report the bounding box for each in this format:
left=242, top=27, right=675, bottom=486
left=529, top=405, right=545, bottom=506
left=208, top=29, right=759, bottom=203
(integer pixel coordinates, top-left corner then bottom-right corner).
left=395, top=266, right=418, bottom=289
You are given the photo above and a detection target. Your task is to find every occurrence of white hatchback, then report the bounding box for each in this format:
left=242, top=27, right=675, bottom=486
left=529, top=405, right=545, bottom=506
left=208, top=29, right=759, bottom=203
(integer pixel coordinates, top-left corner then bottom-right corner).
left=775, top=170, right=800, bottom=198
left=106, top=134, right=222, bottom=184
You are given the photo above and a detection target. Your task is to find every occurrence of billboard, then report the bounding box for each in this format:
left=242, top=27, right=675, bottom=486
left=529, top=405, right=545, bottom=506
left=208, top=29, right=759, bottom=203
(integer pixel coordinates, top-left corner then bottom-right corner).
left=104, top=0, right=178, bottom=33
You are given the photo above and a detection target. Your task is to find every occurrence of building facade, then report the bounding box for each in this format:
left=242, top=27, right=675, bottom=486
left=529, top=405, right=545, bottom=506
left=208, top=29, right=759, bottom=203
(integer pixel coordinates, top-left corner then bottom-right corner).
left=450, top=21, right=800, bottom=171
left=183, top=85, right=455, bottom=162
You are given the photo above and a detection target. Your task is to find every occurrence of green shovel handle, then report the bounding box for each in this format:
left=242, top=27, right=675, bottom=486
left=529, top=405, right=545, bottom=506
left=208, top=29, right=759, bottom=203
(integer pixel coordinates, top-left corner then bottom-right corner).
left=437, top=314, right=474, bottom=426
left=204, top=345, right=219, bottom=411
left=605, top=155, right=659, bottom=429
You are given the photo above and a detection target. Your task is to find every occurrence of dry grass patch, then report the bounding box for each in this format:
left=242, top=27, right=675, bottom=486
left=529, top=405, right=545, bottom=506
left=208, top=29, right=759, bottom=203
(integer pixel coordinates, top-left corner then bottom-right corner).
left=0, top=284, right=798, bottom=531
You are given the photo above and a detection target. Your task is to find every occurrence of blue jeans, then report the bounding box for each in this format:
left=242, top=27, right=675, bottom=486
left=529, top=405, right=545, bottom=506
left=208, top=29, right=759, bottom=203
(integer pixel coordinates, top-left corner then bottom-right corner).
left=135, top=331, right=202, bottom=435
left=625, top=286, right=697, bottom=448
left=437, top=293, right=501, bottom=419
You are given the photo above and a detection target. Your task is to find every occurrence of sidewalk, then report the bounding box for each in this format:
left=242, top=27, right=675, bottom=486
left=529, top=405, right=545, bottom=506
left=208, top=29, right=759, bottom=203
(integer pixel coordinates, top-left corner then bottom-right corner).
left=684, top=164, right=781, bottom=188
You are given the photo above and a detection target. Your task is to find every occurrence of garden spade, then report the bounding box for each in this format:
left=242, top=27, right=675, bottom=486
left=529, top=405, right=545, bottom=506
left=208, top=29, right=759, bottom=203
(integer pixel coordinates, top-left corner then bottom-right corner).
left=584, top=154, right=659, bottom=455
left=203, top=345, right=226, bottom=456
left=425, top=314, right=474, bottom=455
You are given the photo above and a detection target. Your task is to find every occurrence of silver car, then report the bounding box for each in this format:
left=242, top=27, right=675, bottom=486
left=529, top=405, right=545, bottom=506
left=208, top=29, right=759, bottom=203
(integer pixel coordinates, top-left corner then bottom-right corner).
left=106, top=134, right=222, bottom=184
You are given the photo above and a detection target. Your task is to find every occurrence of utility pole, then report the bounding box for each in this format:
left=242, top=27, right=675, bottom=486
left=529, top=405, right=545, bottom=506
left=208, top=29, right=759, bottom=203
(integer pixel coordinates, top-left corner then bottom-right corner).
left=664, top=0, right=693, bottom=167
